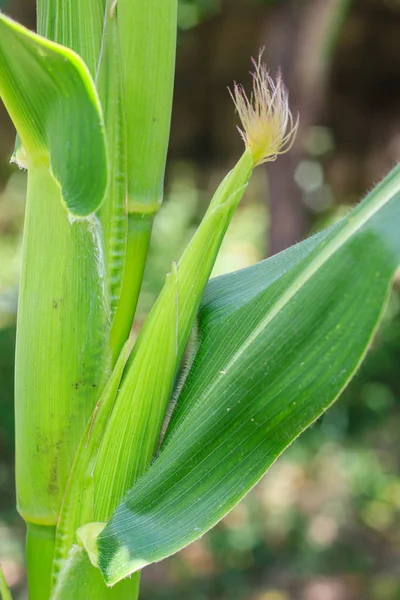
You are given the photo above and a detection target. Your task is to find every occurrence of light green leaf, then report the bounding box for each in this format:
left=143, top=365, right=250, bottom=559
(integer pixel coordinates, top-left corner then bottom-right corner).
left=0, top=12, right=107, bottom=216
left=94, top=165, right=400, bottom=584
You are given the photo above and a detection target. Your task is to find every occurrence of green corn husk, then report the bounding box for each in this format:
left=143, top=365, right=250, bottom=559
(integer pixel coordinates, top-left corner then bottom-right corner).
left=91, top=151, right=253, bottom=508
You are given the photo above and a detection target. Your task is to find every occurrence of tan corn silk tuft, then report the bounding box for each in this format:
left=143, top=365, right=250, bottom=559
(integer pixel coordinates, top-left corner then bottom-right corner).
left=230, top=51, right=298, bottom=167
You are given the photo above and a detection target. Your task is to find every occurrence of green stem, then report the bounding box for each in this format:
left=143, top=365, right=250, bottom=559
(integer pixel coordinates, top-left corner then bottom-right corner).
left=110, top=212, right=155, bottom=363
left=118, top=0, right=177, bottom=209
left=26, top=523, right=56, bottom=600
left=15, top=165, right=110, bottom=523
left=0, top=564, right=12, bottom=600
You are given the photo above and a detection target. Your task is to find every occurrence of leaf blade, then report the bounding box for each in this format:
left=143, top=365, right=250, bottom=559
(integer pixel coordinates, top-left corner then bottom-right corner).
left=0, top=12, right=107, bottom=216
left=95, top=166, right=400, bottom=584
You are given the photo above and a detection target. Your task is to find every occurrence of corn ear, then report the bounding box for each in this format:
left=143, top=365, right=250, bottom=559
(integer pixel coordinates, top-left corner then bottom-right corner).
left=75, top=151, right=253, bottom=559
left=95, top=175, right=400, bottom=585
left=50, top=150, right=252, bottom=592
left=93, top=263, right=180, bottom=516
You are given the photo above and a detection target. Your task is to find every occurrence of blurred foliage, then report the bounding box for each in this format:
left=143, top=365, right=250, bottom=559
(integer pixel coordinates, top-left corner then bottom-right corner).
left=178, top=0, right=221, bottom=30
left=177, top=0, right=279, bottom=30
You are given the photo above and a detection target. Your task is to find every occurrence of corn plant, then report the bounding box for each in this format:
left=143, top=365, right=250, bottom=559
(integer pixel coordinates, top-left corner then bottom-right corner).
left=0, top=2, right=400, bottom=599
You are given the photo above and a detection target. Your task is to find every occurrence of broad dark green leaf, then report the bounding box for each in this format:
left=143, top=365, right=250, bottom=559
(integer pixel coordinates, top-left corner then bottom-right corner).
left=94, top=165, right=400, bottom=584
left=0, top=12, right=107, bottom=216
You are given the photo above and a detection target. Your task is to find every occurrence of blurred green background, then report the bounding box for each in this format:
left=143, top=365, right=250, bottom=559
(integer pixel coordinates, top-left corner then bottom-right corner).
left=1, top=0, right=400, bottom=598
